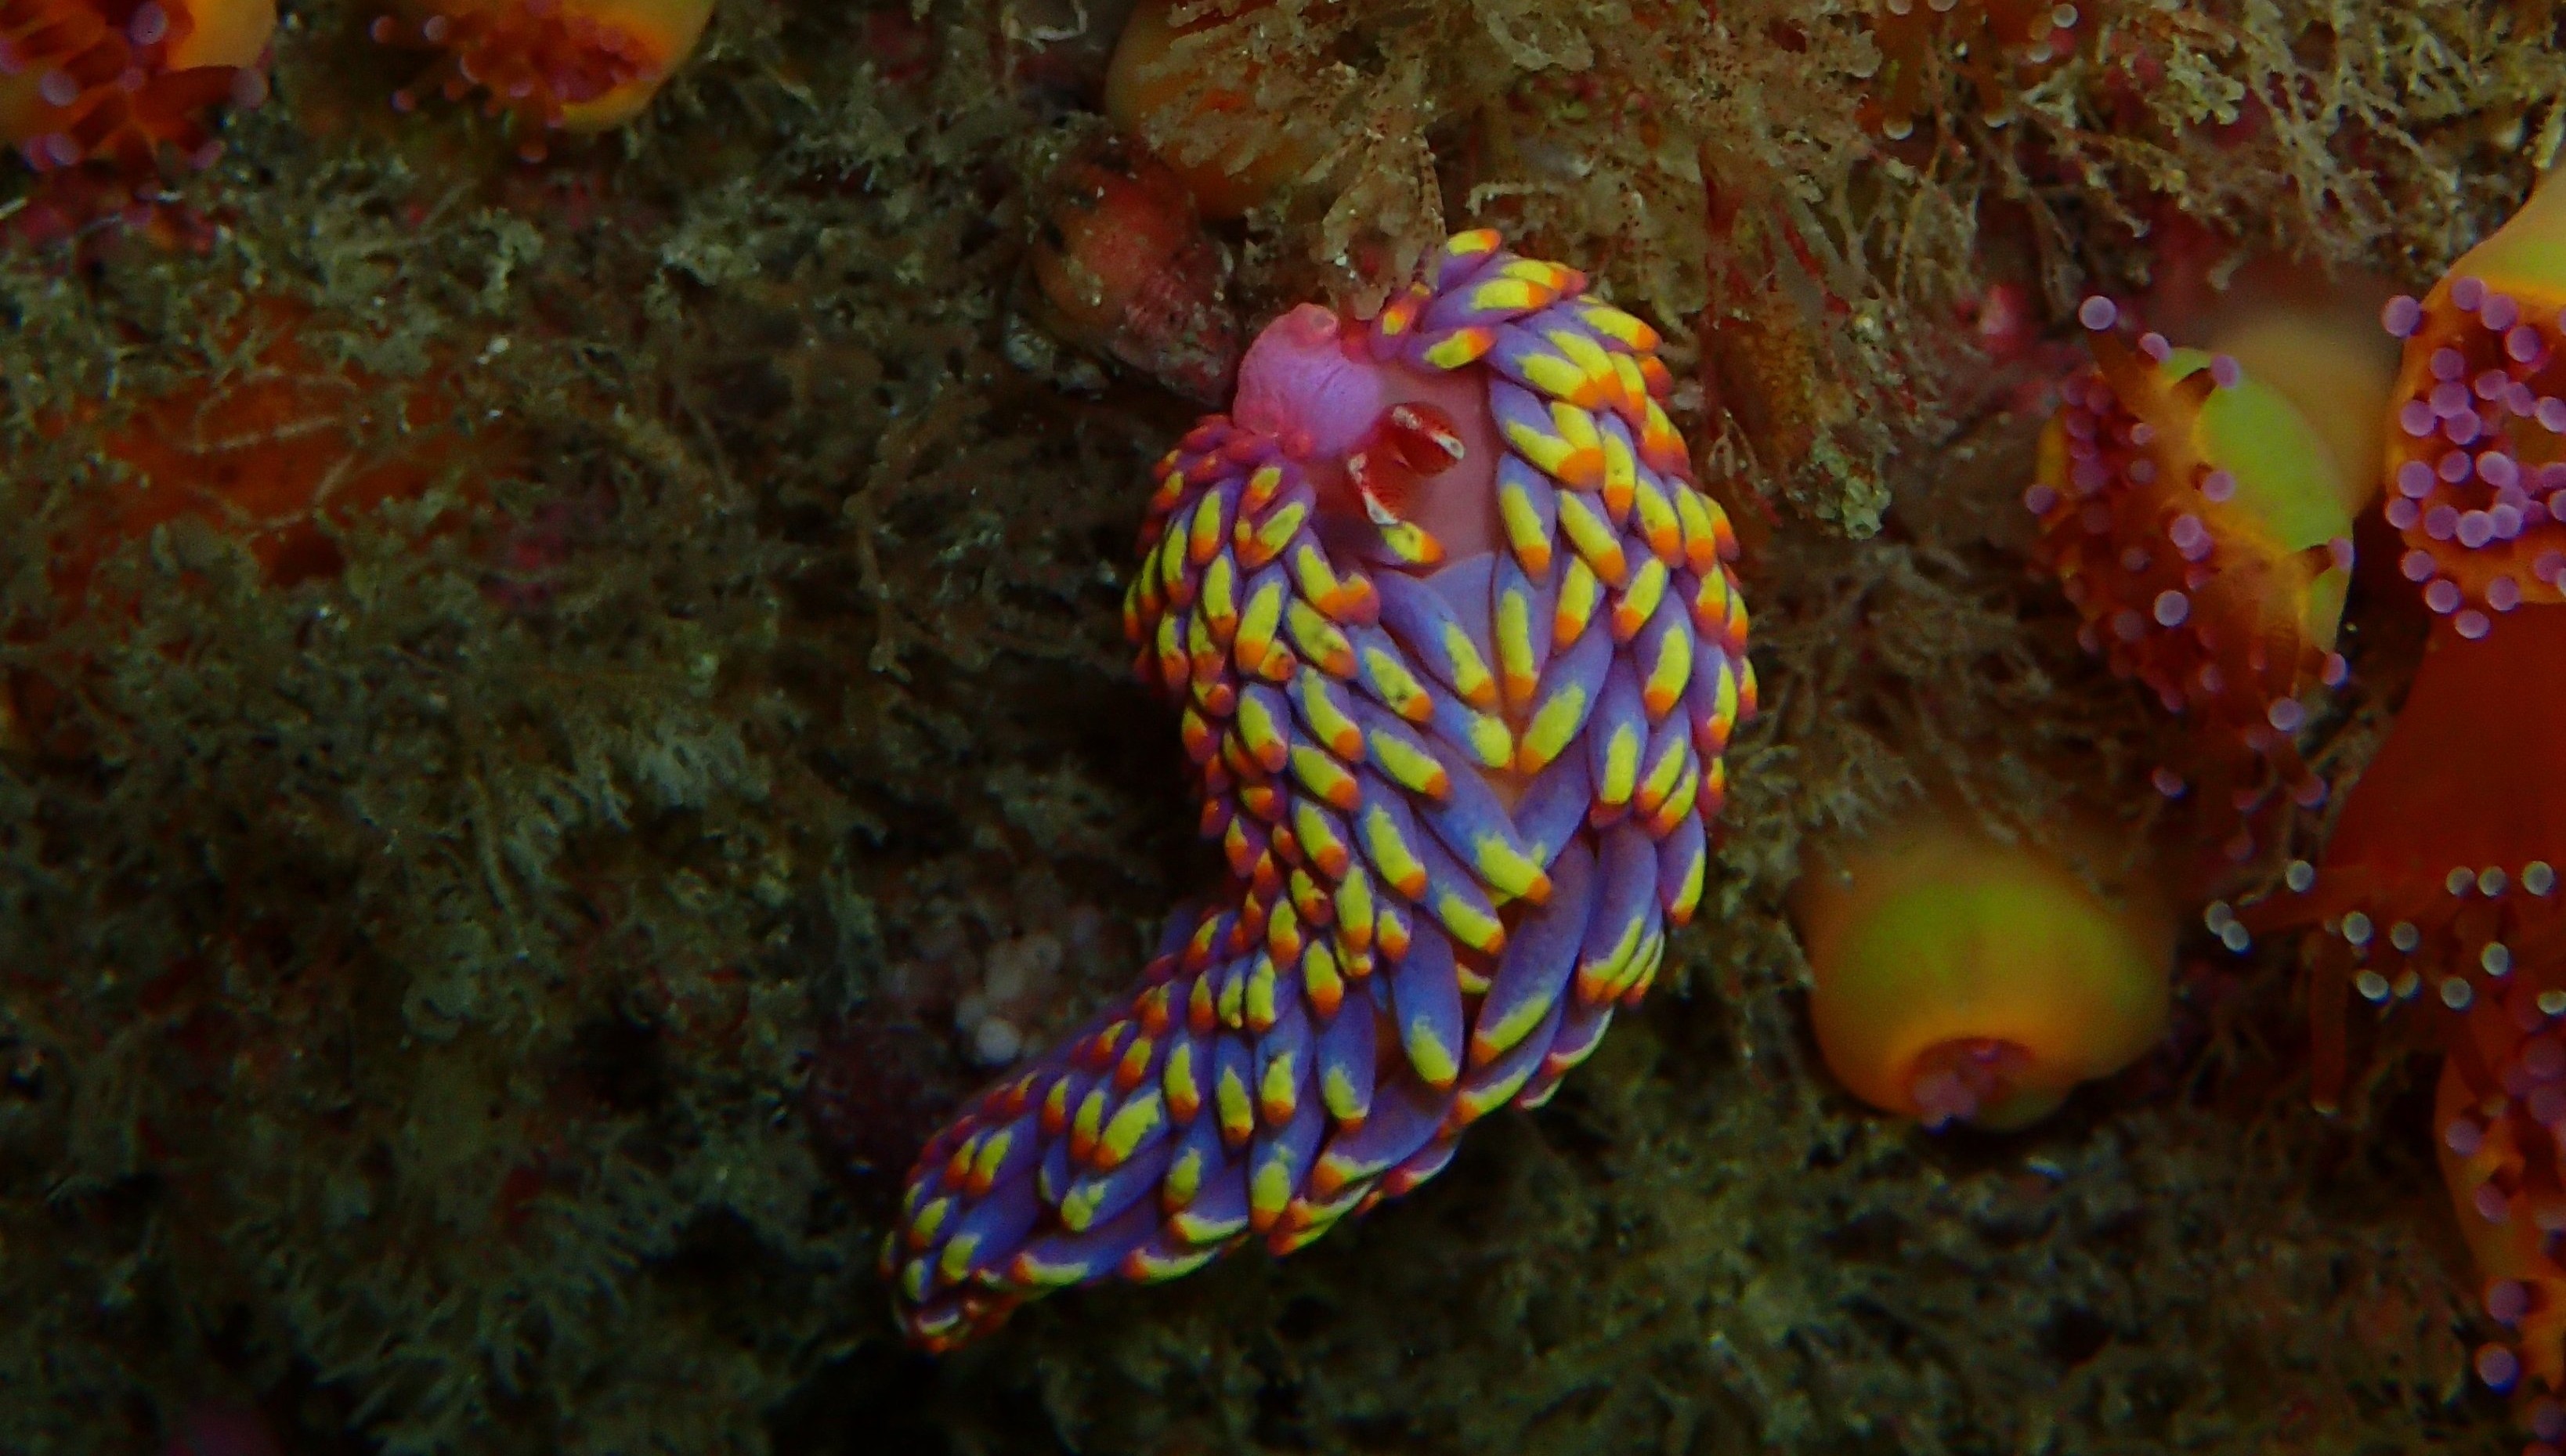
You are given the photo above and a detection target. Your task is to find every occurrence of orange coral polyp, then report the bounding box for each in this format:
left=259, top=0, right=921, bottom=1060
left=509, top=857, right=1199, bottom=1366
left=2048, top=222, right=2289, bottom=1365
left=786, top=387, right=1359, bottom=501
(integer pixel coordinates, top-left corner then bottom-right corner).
left=1, top=0, right=272, bottom=197
left=372, top=0, right=711, bottom=157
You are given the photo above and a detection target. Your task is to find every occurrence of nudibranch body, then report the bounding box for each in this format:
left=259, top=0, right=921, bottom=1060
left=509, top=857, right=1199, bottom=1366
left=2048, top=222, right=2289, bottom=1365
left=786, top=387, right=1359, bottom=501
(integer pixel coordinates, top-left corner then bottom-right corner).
left=370, top=0, right=712, bottom=159
left=1794, top=811, right=2171, bottom=1131
left=2026, top=298, right=2356, bottom=858
left=1, top=0, right=274, bottom=228
left=2244, top=173, right=2566, bottom=1396
left=884, top=230, right=1754, bottom=1350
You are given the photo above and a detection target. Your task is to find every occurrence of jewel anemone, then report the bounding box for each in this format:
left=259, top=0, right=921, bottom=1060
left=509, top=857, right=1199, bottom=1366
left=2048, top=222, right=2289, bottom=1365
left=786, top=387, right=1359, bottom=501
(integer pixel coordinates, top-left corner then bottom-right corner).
left=0, top=0, right=274, bottom=229
left=2027, top=297, right=2357, bottom=860
left=1104, top=0, right=1311, bottom=219
left=2243, top=170, right=2566, bottom=1400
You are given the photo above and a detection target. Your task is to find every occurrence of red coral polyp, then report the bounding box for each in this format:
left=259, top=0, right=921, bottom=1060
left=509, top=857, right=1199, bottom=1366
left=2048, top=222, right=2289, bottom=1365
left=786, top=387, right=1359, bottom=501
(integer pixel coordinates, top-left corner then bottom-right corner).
left=0, top=0, right=272, bottom=225
left=370, top=0, right=712, bottom=160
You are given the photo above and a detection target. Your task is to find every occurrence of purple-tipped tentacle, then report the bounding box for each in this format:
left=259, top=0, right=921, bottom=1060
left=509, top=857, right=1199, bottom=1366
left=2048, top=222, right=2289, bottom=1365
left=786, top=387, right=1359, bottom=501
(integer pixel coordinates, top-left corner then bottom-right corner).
left=884, top=230, right=1755, bottom=1350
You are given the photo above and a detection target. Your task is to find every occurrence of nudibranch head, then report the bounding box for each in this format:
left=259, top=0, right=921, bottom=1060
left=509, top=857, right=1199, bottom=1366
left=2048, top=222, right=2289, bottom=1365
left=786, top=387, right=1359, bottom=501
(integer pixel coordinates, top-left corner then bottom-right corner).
left=1, top=0, right=274, bottom=225
left=370, top=0, right=712, bottom=157
left=1231, top=300, right=1503, bottom=562
left=2027, top=298, right=2355, bottom=854
left=2377, top=174, right=2566, bottom=641
left=1794, top=812, right=2171, bottom=1131
left=883, top=230, right=1755, bottom=1350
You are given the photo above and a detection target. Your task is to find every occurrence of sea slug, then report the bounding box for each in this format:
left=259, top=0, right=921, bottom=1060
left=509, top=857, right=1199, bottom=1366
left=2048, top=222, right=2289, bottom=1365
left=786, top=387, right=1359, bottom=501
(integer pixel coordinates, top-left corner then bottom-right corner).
left=883, top=229, right=1755, bottom=1349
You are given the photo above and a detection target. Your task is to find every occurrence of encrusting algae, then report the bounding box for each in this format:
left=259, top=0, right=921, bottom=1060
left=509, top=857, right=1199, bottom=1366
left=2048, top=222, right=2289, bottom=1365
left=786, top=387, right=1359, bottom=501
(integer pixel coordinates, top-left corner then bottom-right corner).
left=4, top=2, right=2565, bottom=1454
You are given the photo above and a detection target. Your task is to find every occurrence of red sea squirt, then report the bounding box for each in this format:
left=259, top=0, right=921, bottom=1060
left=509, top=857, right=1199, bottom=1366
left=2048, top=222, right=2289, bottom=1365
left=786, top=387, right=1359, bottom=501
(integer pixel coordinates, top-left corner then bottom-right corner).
left=884, top=230, right=1755, bottom=1349
left=1029, top=137, right=1240, bottom=405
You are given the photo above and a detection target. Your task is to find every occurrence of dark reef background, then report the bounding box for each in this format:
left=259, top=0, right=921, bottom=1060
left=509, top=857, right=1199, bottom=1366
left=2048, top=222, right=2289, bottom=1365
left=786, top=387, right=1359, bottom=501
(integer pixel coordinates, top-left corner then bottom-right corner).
left=0, top=1, right=2556, bottom=1451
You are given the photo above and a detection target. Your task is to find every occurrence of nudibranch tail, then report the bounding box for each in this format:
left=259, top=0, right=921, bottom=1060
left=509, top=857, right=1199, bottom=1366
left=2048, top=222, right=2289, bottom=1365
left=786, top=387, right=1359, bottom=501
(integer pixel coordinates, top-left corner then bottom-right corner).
left=2026, top=298, right=2353, bottom=858
left=883, top=229, right=1755, bottom=1350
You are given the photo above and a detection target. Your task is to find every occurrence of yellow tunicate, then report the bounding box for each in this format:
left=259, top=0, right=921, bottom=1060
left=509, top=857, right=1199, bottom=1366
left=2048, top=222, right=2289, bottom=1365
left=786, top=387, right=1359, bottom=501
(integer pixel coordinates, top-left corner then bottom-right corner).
left=1791, top=812, right=2172, bottom=1131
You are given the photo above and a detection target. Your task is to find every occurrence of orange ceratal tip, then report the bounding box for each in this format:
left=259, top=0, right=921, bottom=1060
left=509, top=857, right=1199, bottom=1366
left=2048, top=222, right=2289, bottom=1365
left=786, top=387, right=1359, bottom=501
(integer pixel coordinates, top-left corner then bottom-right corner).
left=1, top=0, right=274, bottom=215
left=2379, top=170, right=2566, bottom=642
left=1792, top=810, right=2173, bottom=1131
left=1105, top=0, right=1312, bottom=219
left=370, top=0, right=713, bottom=159
left=2027, top=296, right=2359, bottom=858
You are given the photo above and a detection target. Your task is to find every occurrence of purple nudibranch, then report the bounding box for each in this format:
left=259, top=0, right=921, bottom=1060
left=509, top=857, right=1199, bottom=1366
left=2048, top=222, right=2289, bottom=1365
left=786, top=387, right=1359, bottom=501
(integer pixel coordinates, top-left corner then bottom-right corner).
left=883, top=230, right=1757, bottom=1349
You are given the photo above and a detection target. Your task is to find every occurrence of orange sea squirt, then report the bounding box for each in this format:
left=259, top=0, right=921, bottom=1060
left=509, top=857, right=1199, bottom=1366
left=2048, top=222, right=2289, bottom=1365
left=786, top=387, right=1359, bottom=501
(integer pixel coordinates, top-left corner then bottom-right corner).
left=1793, top=811, right=2173, bottom=1131
left=370, top=0, right=713, bottom=157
